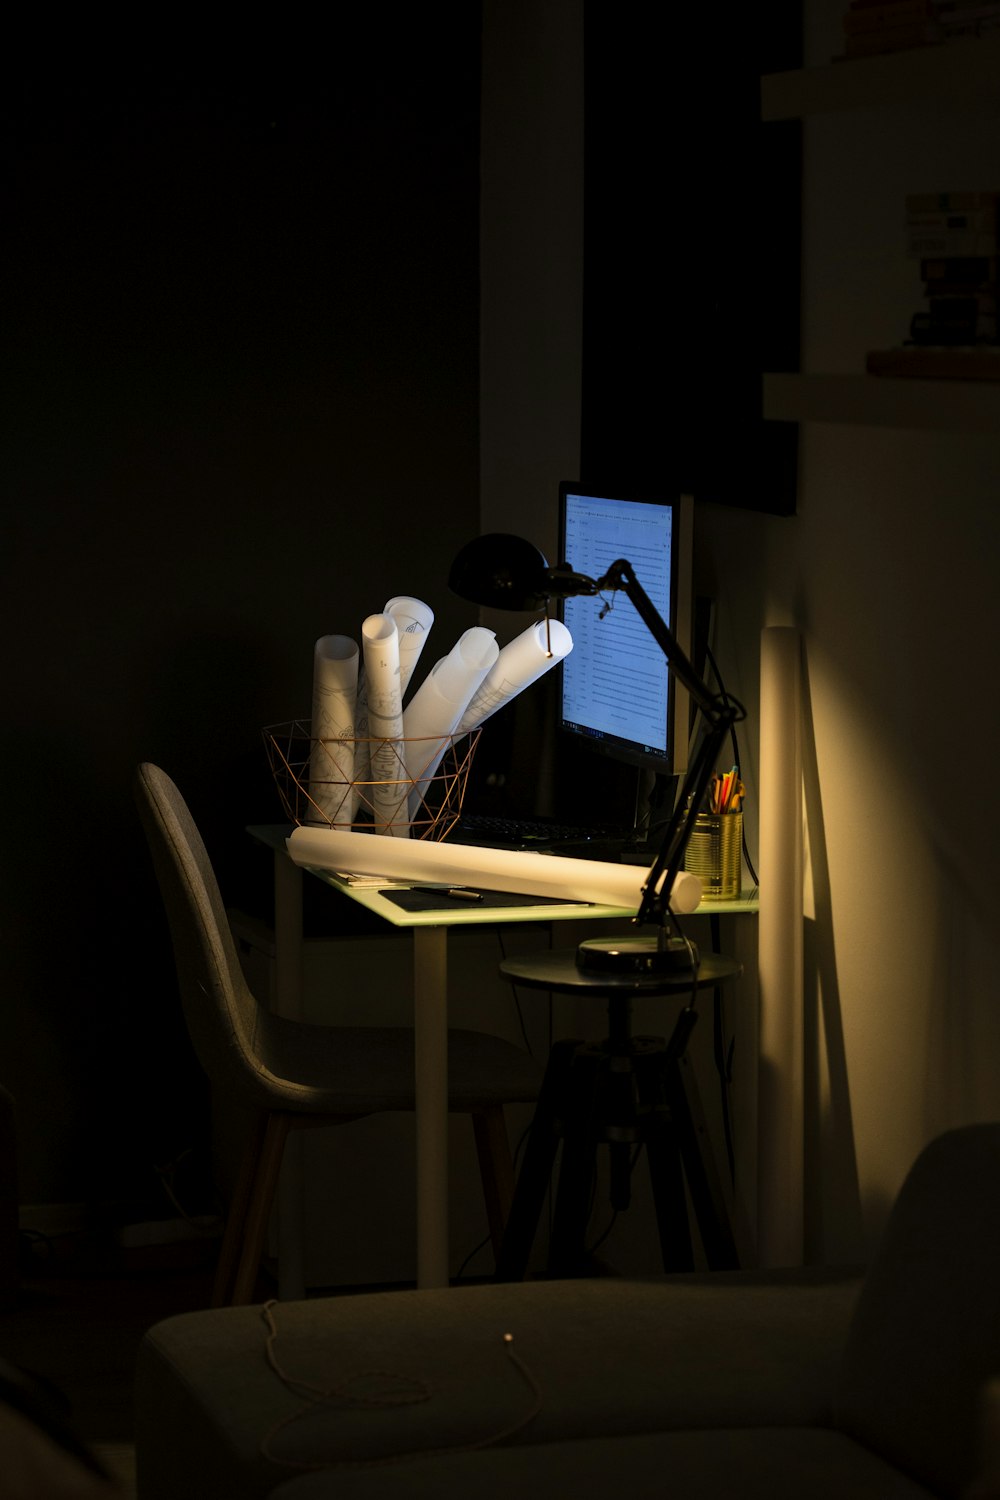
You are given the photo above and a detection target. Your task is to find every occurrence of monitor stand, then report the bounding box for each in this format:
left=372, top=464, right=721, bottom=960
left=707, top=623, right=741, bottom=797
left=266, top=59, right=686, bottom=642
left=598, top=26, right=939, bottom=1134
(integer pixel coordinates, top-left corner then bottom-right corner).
left=618, top=766, right=679, bottom=864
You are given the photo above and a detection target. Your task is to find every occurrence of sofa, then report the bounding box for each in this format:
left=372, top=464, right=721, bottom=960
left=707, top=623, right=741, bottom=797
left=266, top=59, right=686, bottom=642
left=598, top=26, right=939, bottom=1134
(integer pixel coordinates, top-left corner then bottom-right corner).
left=134, top=1124, right=1000, bottom=1499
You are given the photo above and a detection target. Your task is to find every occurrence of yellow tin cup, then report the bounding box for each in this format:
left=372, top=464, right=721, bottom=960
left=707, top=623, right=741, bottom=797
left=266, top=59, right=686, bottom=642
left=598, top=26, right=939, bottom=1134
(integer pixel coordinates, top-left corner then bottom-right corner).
left=685, top=811, right=742, bottom=900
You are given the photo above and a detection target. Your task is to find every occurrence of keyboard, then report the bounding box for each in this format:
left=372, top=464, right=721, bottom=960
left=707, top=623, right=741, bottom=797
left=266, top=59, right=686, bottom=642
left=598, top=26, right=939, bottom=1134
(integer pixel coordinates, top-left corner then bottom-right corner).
left=446, top=812, right=631, bottom=853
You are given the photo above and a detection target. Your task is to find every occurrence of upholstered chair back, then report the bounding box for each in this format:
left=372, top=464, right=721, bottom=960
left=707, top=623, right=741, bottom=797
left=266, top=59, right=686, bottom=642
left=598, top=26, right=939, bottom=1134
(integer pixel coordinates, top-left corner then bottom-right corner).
left=836, top=1123, right=1000, bottom=1498
left=135, top=761, right=274, bottom=1110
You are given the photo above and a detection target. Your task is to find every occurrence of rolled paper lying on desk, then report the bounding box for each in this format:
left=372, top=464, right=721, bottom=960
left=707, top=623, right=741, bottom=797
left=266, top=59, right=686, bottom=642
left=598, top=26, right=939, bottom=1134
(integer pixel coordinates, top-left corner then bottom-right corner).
left=285, top=826, right=703, bottom=913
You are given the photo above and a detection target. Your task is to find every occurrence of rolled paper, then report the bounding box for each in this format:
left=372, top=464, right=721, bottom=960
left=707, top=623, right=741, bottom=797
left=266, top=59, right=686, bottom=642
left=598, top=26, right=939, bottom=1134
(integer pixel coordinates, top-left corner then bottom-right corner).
left=384, top=595, right=434, bottom=699
left=356, top=596, right=435, bottom=788
left=456, top=617, right=573, bottom=735
left=353, top=672, right=371, bottom=785
left=361, top=614, right=408, bottom=836
left=286, top=824, right=703, bottom=913
left=402, top=627, right=499, bottom=816
left=306, top=634, right=360, bottom=826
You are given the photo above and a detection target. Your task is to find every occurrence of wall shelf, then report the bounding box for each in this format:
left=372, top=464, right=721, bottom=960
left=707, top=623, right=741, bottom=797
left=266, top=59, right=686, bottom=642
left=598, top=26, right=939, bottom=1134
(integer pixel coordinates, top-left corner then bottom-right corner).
left=761, top=34, right=1000, bottom=119
left=763, top=372, right=1000, bottom=433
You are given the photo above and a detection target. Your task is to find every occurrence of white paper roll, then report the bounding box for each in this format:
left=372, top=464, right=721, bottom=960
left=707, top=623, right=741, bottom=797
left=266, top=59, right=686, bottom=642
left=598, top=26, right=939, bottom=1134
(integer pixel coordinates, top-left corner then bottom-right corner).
left=355, top=596, right=434, bottom=789
left=307, top=634, right=360, bottom=826
left=353, top=674, right=371, bottom=785
left=402, top=627, right=499, bottom=814
left=384, top=595, right=434, bottom=699
left=455, top=618, right=573, bottom=735
left=362, top=614, right=408, bottom=836
left=286, top=824, right=703, bottom=913
left=757, top=625, right=804, bottom=1267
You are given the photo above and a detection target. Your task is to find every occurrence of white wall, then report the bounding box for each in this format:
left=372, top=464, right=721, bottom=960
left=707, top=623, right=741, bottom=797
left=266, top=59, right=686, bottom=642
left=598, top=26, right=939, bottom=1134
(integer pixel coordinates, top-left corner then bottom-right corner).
left=705, top=4, right=1000, bottom=1258
left=700, top=416, right=1000, bottom=1261
left=482, top=0, right=1000, bottom=1266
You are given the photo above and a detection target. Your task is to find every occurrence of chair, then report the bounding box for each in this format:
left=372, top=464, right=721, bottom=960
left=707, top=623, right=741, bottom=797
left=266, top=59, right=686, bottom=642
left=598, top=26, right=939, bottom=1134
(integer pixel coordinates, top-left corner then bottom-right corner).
left=134, top=762, right=542, bottom=1306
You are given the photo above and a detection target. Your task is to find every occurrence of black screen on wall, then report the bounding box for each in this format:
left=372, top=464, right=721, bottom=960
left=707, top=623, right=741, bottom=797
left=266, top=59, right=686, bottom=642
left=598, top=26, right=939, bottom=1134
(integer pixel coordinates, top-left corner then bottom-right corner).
left=581, top=6, right=802, bottom=515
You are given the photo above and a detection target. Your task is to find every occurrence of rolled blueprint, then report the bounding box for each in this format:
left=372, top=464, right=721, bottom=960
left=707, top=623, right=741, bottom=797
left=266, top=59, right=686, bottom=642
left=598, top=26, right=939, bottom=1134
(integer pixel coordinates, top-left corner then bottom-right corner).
left=456, top=617, right=573, bottom=735
left=306, top=634, right=360, bottom=826
left=286, top=825, right=703, bottom=913
left=402, top=627, right=499, bottom=816
left=384, top=595, right=434, bottom=698
left=356, top=595, right=435, bottom=786
left=361, top=614, right=408, bottom=836
left=353, top=675, right=371, bottom=785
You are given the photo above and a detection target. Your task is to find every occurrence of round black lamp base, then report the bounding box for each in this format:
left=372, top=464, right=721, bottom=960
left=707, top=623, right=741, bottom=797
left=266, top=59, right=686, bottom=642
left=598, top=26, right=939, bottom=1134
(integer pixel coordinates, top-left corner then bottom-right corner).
left=576, top=933, right=699, bottom=975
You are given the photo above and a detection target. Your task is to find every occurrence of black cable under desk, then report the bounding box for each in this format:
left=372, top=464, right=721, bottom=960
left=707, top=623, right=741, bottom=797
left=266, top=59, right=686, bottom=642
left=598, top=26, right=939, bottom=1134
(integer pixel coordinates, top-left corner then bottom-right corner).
left=494, top=949, right=743, bottom=1281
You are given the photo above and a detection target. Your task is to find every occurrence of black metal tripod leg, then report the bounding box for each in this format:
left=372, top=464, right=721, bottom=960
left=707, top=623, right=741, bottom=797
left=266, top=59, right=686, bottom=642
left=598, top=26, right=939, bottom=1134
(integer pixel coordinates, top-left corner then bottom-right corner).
left=494, top=1038, right=582, bottom=1282
left=548, top=1046, right=606, bottom=1277
left=670, top=1051, right=740, bottom=1270
left=636, top=1053, right=697, bottom=1273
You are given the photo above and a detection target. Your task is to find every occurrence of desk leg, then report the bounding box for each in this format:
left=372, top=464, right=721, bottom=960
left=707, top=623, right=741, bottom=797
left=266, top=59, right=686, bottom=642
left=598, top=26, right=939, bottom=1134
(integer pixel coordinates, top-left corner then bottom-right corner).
left=273, top=852, right=306, bottom=1302
left=413, top=925, right=449, bottom=1289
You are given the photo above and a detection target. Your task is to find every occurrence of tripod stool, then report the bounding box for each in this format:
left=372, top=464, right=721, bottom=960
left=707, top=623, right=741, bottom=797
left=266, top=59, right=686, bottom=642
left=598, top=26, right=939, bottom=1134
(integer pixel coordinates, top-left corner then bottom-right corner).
left=494, top=948, right=742, bottom=1281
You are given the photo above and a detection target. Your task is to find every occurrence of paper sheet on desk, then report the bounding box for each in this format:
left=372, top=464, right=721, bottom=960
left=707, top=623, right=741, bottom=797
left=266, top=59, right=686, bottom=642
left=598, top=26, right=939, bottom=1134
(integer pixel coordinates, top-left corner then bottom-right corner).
left=286, top=826, right=703, bottom=913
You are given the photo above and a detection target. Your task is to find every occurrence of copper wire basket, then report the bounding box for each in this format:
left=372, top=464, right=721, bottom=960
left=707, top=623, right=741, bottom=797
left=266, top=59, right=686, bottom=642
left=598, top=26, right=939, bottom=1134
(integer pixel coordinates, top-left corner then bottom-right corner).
left=263, top=720, right=480, bottom=840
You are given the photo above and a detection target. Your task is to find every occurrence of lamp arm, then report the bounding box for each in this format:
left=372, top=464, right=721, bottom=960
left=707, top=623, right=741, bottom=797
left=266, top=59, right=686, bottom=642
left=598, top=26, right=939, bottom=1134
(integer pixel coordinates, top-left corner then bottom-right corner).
left=636, top=714, right=736, bottom=929
left=589, top=560, right=744, bottom=930
left=449, top=531, right=748, bottom=936
left=595, top=560, right=718, bottom=719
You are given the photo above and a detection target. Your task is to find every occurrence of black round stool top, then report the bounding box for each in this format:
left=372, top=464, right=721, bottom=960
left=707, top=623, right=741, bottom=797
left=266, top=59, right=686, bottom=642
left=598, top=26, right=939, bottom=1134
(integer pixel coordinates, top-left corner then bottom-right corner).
left=499, top=948, right=742, bottom=997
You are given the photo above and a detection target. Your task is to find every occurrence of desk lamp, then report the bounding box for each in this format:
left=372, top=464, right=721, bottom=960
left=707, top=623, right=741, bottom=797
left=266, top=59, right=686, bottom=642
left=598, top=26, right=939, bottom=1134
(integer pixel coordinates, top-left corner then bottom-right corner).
left=449, top=532, right=745, bottom=974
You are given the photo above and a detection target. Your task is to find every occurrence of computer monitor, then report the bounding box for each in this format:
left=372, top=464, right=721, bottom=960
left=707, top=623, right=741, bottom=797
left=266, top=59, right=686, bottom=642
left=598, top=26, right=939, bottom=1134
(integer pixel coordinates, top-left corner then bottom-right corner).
left=558, top=481, right=693, bottom=778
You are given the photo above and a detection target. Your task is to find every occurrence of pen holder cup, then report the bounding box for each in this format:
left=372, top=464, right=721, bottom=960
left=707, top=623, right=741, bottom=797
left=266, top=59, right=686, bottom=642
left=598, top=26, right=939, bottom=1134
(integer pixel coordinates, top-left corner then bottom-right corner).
left=684, top=810, right=743, bottom=901
left=263, top=721, right=481, bottom=841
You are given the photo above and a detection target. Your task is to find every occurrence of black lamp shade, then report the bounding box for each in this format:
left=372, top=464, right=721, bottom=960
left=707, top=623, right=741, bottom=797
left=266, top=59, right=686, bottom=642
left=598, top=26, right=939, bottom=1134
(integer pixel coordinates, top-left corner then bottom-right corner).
left=447, top=533, right=553, bottom=611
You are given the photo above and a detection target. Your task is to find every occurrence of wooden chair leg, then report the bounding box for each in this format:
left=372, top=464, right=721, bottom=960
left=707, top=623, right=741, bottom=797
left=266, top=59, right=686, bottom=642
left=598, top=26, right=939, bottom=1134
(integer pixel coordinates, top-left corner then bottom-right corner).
left=231, top=1113, right=293, bottom=1306
left=212, top=1110, right=269, bottom=1308
left=472, top=1106, right=515, bottom=1261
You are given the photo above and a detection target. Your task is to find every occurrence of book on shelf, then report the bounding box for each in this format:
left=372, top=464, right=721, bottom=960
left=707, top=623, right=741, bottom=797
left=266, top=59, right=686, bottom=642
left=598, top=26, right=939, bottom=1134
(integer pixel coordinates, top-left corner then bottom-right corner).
left=841, top=0, right=941, bottom=51
left=846, top=0, right=936, bottom=10
left=844, top=19, right=943, bottom=53
left=936, top=0, right=1000, bottom=13
left=921, top=255, right=996, bottom=284
left=908, top=228, right=998, bottom=256
left=865, top=346, right=1000, bottom=379
left=905, top=192, right=998, bottom=258
left=910, top=300, right=997, bottom=344
left=887, top=188, right=999, bottom=366
left=837, top=0, right=1000, bottom=56
left=905, top=189, right=998, bottom=215
left=844, top=0, right=937, bottom=25
left=936, top=0, right=1000, bottom=35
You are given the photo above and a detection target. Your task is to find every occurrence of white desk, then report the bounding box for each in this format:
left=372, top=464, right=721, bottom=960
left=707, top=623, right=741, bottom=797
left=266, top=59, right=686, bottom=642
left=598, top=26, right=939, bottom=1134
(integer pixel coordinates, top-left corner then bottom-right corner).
left=249, top=824, right=758, bottom=1292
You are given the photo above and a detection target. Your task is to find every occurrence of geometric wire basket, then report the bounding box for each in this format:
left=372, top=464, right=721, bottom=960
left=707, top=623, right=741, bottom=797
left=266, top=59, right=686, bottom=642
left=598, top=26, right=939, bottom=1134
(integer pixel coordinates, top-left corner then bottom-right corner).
left=263, top=720, right=481, bottom=841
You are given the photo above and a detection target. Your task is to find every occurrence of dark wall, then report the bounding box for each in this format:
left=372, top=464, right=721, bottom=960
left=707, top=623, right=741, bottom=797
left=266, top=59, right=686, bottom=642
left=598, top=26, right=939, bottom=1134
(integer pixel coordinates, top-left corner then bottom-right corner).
left=1, top=22, right=482, bottom=1205
left=581, top=4, right=801, bottom=513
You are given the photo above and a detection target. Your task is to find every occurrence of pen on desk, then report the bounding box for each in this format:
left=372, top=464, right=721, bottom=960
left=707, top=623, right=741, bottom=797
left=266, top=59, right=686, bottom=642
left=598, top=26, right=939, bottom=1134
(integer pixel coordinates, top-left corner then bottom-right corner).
left=413, top=885, right=484, bottom=902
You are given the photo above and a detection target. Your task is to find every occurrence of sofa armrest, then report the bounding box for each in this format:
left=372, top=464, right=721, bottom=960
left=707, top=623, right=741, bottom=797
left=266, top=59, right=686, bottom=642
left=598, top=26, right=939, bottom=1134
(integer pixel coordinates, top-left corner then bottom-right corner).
left=135, top=1270, right=863, bottom=1500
